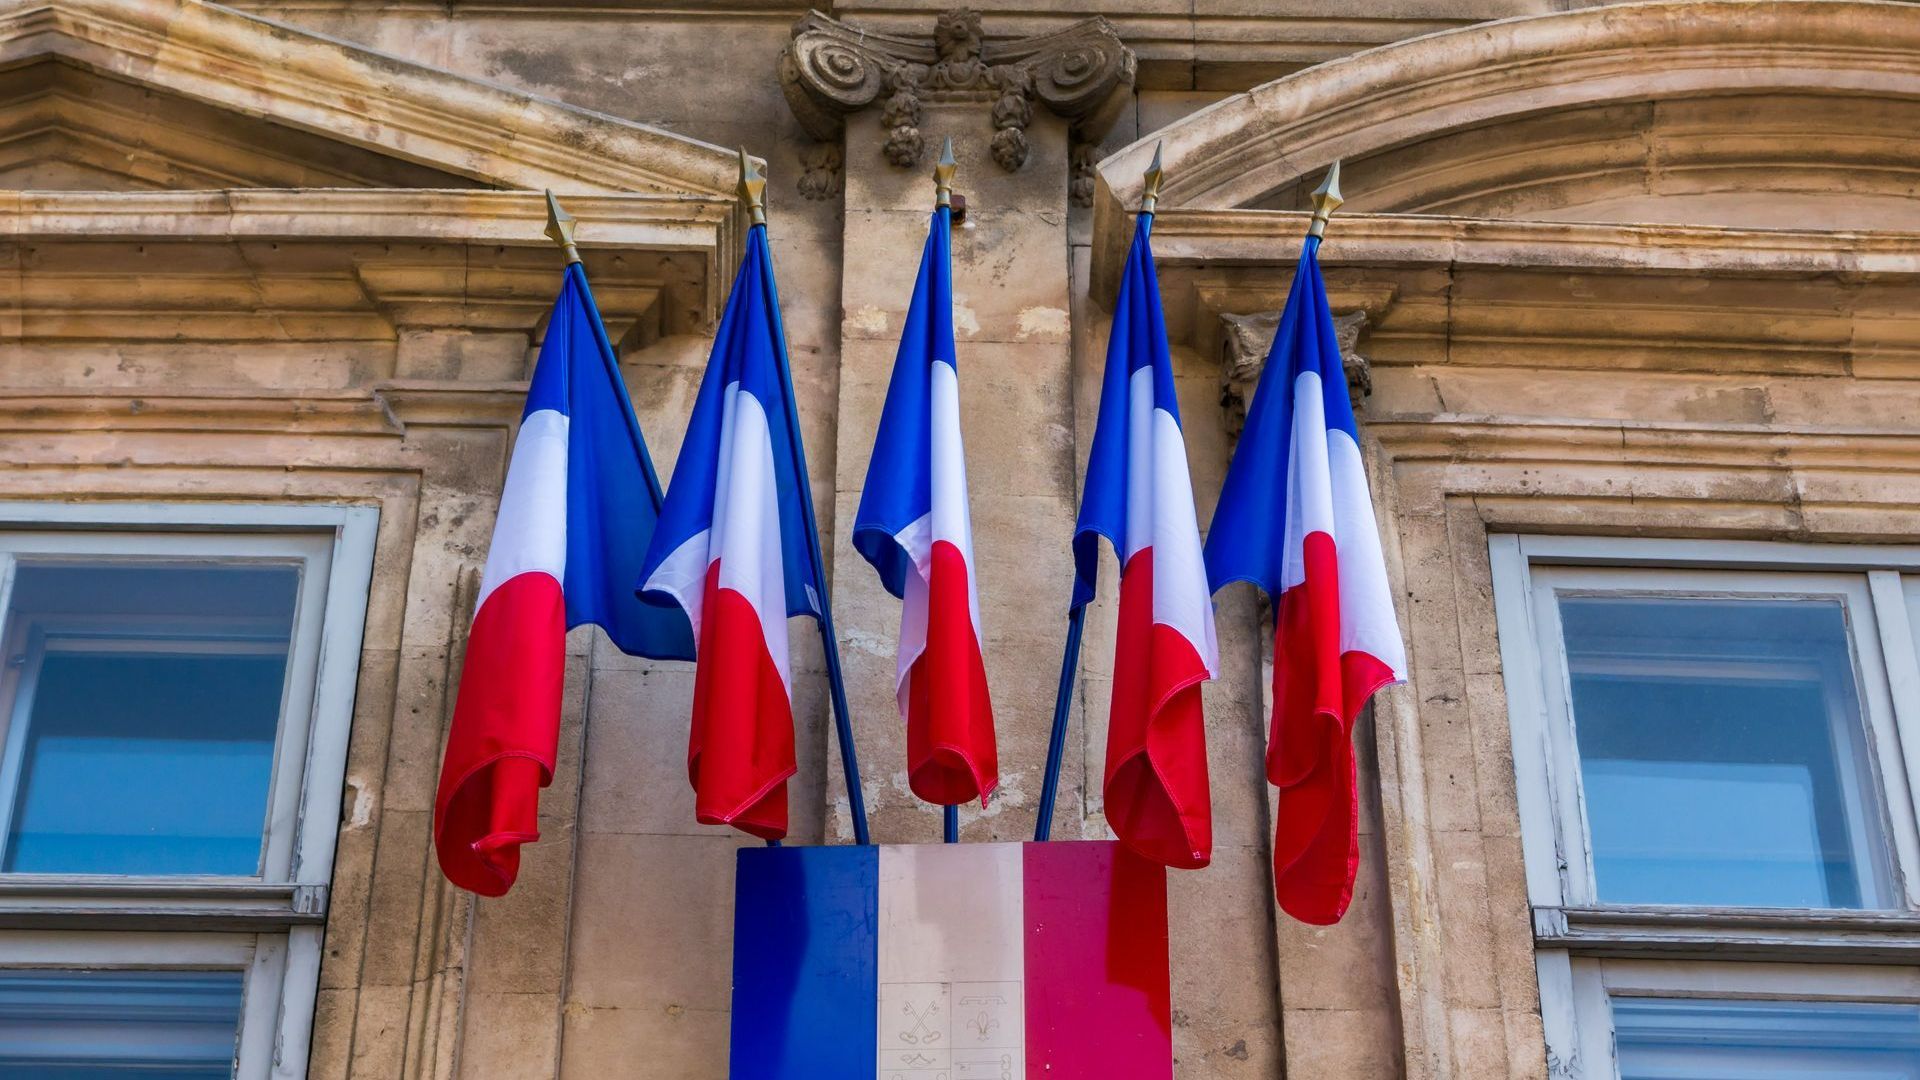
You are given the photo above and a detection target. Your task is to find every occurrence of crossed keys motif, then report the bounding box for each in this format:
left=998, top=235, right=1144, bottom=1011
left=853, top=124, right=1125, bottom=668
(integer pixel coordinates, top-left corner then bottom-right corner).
left=897, top=997, right=943, bottom=1045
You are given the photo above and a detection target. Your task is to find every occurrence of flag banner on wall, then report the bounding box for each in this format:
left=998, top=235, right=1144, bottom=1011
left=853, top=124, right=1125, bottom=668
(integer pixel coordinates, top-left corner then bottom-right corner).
left=1070, top=209, right=1219, bottom=871
left=730, top=840, right=1173, bottom=1079
left=434, top=262, right=695, bottom=898
left=852, top=203, right=998, bottom=808
left=638, top=223, right=824, bottom=842
left=1203, top=234, right=1408, bottom=926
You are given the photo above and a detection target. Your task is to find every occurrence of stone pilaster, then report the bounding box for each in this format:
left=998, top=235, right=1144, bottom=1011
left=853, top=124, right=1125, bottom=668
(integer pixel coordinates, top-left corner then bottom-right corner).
left=828, top=101, right=1080, bottom=843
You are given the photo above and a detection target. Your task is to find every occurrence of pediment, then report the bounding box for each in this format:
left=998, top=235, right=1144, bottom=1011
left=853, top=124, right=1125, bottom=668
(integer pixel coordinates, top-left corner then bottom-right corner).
left=0, top=0, right=740, bottom=198
left=0, top=59, right=485, bottom=191
left=1098, top=0, right=1920, bottom=230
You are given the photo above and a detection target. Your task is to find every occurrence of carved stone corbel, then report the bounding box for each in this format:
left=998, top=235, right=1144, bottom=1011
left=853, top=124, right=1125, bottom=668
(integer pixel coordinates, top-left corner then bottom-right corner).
left=1219, top=309, right=1373, bottom=439
left=780, top=8, right=1135, bottom=198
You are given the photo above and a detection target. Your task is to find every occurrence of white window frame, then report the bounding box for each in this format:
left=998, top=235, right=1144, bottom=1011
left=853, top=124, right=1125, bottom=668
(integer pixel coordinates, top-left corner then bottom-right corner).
left=1548, top=956, right=1920, bottom=1079
left=0, top=503, right=376, bottom=1080
left=1491, top=535, right=1920, bottom=1080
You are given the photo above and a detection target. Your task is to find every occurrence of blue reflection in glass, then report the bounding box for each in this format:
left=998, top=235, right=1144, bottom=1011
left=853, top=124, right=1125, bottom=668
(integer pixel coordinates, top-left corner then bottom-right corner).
left=1614, top=997, right=1920, bottom=1080
left=1559, top=595, right=1883, bottom=908
left=3, top=563, right=298, bottom=876
left=0, top=969, right=244, bottom=1078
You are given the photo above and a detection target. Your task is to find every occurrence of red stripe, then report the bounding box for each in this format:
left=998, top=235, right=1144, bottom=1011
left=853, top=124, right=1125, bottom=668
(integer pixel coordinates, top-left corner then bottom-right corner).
left=689, top=561, right=795, bottom=840
left=904, top=539, right=998, bottom=805
left=433, top=571, right=566, bottom=897
left=1105, top=548, right=1213, bottom=869
left=1023, top=840, right=1172, bottom=1079
left=1270, top=530, right=1399, bottom=925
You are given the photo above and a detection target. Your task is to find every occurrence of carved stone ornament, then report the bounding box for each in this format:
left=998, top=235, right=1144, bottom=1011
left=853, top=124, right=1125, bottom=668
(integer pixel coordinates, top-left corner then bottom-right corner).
left=780, top=8, right=1135, bottom=195
left=1219, top=309, right=1373, bottom=439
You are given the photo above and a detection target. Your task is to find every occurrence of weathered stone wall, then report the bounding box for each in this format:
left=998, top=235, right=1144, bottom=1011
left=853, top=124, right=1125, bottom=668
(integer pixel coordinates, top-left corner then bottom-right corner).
left=13, top=2, right=1917, bottom=1079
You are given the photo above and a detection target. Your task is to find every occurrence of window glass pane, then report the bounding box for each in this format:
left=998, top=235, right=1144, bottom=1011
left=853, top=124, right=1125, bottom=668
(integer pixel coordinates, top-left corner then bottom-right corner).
left=1558, top=595, right=1886, bottom=908
left=2, top=562, right=299, bottom=875
left=0, top=969, right=243, bottom=1078
left=1614, top=997, right=1920, bottom=1080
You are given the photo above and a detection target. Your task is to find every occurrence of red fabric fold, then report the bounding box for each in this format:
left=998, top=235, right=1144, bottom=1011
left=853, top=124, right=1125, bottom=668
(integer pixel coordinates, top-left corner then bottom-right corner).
left=1270, top=532, right=1399, bottom=925
left=1104, top=548, right=1213, bottom=870
left=433, top=572, right=567, bottom=898
left=688, top=562, right=796, bottom=840
left=905, top=539, right=998, bottom=806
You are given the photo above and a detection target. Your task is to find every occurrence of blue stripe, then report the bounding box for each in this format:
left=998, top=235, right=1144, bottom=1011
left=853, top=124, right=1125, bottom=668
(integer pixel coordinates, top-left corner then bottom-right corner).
left=1203, top=235, right=1356, bottom=602
left=1070, top=212, right=1182, bottom=609
left=638, top=226, right=825, bottom=619
left=729, top=844, right=878, bottom=1078
left=527, top=262, right=694, bottom=659
left=852, top=207, right=951, bottom=598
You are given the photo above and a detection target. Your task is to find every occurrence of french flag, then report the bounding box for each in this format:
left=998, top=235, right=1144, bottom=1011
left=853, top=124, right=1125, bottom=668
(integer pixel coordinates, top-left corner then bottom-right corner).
left=1072, top=211, right=1218, bottom=869
left=434, top=261, right=694, bottom=897
left=638, top=222, right=823, bottom=841
left=853, top=203, right=997, bottom=808
left=730, top=840, right=1173, bottom=1078
left=1203, top=233, right=1407, bottom=925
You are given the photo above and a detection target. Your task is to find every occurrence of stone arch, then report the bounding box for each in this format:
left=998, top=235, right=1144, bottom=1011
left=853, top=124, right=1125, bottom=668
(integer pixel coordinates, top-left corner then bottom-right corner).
left=1096, top=0, right=1920, bottom=230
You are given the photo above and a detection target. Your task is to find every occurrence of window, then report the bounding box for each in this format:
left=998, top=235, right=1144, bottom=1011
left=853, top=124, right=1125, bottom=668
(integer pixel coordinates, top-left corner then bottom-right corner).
left=0, top=505, right=376, bottom=1080
left=1490, top=536, right=1920, bottom=1080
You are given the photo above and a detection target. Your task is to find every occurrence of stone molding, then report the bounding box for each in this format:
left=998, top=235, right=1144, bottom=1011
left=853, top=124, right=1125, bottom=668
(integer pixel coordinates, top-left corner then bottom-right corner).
left=1096, top=206, right=1920, bottom=302
left=3, top=189, right=735, bottom=331
left=1, top=0, right=743, bottom=198
left=780, top=7, right=1133, bottom=190
left=1093, top=0, right=1920, bottom=219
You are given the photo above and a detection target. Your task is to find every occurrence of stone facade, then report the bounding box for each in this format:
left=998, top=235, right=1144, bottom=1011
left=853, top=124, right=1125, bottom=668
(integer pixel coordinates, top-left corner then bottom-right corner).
left=3, top=0, right=1917, bottom=1076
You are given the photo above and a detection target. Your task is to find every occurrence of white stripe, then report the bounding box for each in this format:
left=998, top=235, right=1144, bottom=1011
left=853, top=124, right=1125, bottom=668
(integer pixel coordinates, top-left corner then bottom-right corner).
left=1328, top=430, right=1407, bottom=679
left=710, top=386, right=792, bottom=689
left=1148, top=404, right=1220, bottom=679
left=876, top=843, right=1026, bottom=1079
left=645, top=528, right=711, bottom=640
left=1279, top=369, right=1335, bottom=592
left=1123, top=367, right=1153, bottom=560
left=642, top=384, right=791, bottom=689
left=929, top=361, right=984, bottom=648
left=476, top=407, right=568, bottom=611
left=893, top=512, right=932, bottom=719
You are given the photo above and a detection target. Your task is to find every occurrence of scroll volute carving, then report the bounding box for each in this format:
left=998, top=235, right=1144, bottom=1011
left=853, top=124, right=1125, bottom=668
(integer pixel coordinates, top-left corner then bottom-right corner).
left=780, top=8, right=1135, bottom=194
left=1219, top=309, right=1373, bottom=439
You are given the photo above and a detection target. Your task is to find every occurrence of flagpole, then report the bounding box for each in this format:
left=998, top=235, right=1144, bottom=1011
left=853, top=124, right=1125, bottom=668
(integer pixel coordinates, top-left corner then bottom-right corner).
left=1033, top=604, right=1085, bottom=841
left=739, top=152, right=873, bottom=847
left=1032, top=145, right=1168, bottom=843
left=931, top=139, right=967, bottom=845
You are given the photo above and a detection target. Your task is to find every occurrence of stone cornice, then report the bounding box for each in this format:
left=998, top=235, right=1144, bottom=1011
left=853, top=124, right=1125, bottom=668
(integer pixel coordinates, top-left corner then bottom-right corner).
left=0, top=385, right=536, bottom=436
left=0, top=190, right=734, bottom=328
left=1, top=0, right=744, bottom=199
left=1098, top=209, right=1920, bottom=299
left=1094, top=0, right=1920, bottom=225
left=0, top=190, right=732, bottom=247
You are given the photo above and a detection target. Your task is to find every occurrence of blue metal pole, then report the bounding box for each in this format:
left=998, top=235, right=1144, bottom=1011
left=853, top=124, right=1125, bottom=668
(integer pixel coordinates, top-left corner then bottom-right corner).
left=1033, top=603, right=1087, bottom=841
left=944, top=805, right=959, bottom=843
left=757, top=225, right=872, bottom=846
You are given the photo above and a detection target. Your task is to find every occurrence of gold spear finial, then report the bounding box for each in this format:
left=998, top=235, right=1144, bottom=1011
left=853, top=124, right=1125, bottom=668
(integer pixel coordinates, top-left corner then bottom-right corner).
left=1140, top=141, right=1165, bottom=216
left=738, top=147, right=768, bottom=228
left=1306, top=159, right=1344, bottom=240
left=544, top=189, right=581, bottom=265
left=934, top=136, right=957, bottom=209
